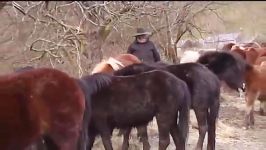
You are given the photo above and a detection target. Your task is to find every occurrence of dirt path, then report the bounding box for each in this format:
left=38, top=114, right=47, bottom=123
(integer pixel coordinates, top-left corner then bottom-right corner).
left=92, top=92, right=266, bottom=150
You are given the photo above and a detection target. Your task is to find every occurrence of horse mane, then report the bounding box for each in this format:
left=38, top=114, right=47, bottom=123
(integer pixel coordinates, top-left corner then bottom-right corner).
left=91, top=60, right=110, bottom=74
left=81, top=73, right=113, bottom=94
left=197, top=51, right=250, bottom=73
left=114, top=63, right=156, bottom=76
left=14, top=66, right=35, bottom=73
left=197, top=51, right=253, bottom=90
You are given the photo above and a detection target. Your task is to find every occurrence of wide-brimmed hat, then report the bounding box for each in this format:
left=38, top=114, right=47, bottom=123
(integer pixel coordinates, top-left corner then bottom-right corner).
left=133, top=28, right=152, bottom=37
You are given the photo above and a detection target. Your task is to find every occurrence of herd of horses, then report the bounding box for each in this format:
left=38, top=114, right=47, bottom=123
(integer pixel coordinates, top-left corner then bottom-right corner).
left=0, top=42, right=265, bottom=150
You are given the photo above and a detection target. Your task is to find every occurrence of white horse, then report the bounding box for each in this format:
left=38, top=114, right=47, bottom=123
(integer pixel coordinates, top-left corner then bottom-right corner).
left=180, top=50, right=201, bottom=63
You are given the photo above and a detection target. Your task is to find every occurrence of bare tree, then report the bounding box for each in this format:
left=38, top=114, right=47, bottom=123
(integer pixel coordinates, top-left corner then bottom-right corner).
left=3, top=1, right=224, bottom=76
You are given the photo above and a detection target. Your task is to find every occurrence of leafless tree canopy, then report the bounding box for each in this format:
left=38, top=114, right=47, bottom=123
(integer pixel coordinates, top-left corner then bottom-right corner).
left=0, top=1, right=225, bottom=76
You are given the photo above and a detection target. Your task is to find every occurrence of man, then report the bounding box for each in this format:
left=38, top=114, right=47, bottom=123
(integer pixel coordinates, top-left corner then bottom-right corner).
left=127, top=28, right=161, bottom=64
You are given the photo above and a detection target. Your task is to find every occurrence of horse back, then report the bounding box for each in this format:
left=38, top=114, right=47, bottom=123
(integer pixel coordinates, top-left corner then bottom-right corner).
left=95, top=70, right=189, bottom=109
left=0, top=68, right=85, bottom=149
left=90, top=70, right=190, bottom=129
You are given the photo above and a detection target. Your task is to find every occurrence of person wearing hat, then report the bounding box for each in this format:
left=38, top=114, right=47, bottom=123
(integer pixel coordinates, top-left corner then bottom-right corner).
left=127, top=28, right=161, bottom=63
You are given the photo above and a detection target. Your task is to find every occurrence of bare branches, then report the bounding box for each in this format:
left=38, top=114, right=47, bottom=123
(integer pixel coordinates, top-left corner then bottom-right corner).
left=11, top=1, right=47, bottom=23
left=4, top=1, right=225, bottom=74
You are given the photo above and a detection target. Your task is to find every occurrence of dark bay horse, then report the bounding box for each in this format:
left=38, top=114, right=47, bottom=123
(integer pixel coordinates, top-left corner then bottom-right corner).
left=196, top=51, right=263, bottom=129
left=114, top=62, right=221, bottom=150
left=0, top=68, right=88, bottom=150
left=90, top=53, right=150, bottom=149
left=81, top=70, right=191, bottom=150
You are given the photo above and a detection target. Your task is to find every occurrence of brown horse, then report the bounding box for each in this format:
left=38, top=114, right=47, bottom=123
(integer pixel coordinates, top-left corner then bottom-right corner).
left=0, top=68, right=87, bottom=150
left=221, top=42, right=236, bottom=51
left=91, top=54, right=141, bottom=74
left=244, top=62, right=266, bottom=121
left=240, top=42, right=261, bottom=48
left=197, top=51, right=266, bottom=129
left=231, top=46, right=266, bottom=65
left=229, top=47, right=266, bottom=118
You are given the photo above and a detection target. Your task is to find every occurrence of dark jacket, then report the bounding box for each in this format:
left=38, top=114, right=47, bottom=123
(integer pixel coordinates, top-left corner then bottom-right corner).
left=127, top=40, right=161, bottom=63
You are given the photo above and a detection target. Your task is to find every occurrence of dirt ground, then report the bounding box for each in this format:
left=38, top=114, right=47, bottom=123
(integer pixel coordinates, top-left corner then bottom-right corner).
left=92, top=92, right=266, bottom=150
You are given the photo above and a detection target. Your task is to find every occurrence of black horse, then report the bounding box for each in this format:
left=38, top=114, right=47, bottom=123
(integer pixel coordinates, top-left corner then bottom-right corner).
left=197, top=51, right=256, bottom=129
left=114, top=62, right=221, bottom=150
left=81, top=70, right=191, bottom=150
left=196, top=51, right=252, bottom=91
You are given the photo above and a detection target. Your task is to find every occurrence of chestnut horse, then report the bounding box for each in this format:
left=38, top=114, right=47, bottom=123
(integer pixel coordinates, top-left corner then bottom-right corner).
left=197, top=51, right=266, bottom=129
left=0, top=68, right=88, bottom=150
left=229, top=46, right=266, bottom=117
left=91, top=54, right=141, bottom=74
left=114, top=62, right=221, bottom=150
left=82, top=70, right=191, bottom=150
left=221, top=42, right=236, bottom=51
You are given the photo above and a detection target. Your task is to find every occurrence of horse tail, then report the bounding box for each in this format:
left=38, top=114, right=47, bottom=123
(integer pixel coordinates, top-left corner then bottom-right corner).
left=207, top=96, right=220, bottom=150
left=178, top=83, right=191, bottom=147
left=75, top=79, right=92, bottom=150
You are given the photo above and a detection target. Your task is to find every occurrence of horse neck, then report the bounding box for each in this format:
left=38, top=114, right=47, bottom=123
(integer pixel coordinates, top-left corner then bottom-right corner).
left=82, top=73, right=113, bottom=95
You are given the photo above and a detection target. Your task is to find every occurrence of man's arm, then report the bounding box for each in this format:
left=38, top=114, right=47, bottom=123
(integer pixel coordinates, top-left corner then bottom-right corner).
left=127, top=44, right=134, bottom=54
left=151, top=44, right=161, bottom=62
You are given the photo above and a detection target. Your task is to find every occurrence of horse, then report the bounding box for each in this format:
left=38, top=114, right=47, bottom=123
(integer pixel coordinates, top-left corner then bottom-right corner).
left=0, top=67, right=89, bottom=150
left=229, top=47, right=266, bottom=116
left=114, top=62, right=221, bottom=150
left=91, top=54, right=141, bottom=74
left=221, top=42, right=236, bottom=51
left=179, top=50, right=201, bottom=64
left=197, top=51, right=250, bottom=91
left=90, top=53, right=152, bottom=149
left=196, top=51, right=266, bottom=129
left=14, top=66, right=35, bottom=73
left=81, top=70, right=191, bottom=150
left=240, top=42, right=261, bottom=48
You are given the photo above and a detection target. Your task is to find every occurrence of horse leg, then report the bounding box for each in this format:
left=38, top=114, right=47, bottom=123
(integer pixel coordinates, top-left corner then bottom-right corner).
left=156, top=114, right=172, bottom=150
left=207, top=101, right=219, bottom=150
left=87, top=130, right=96, bottom=150
left=42, top=135, right=58, bottom=150
left=170, top=125, right=182, bottom=150
left=169, top=114, right=184, bottom=150
left=245, top=90, right=258, bottom=129
left=47, top=130, right=80, bottom=150
left=98, top=126, right=113, bottom=150
left=121, top=128, right=132, bottom=150
left=194, top=109, right=208, bottom=150
left=136, top=125, right=150, bottom=150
